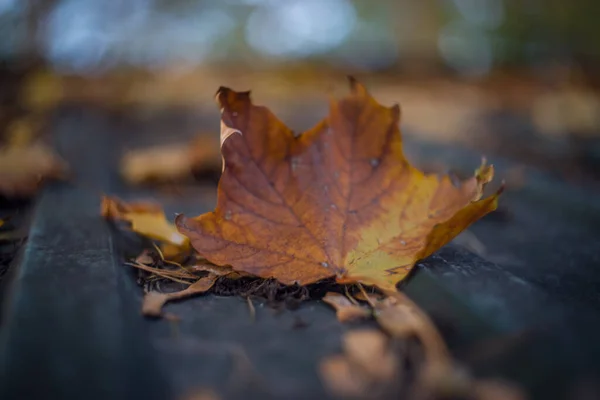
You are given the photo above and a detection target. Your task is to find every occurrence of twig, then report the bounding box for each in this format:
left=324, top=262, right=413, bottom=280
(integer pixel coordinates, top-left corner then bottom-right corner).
left=344, top=285, right=359, bottom=305
left=125, top=261, right=195, bottom=285
left=356, top=283, right=376, bottom=308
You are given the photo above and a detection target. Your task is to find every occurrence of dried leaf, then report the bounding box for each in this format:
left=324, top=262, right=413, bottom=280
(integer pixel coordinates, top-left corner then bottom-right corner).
left=319, top=329, right=399, bottom=398
left=160, top=242, right=195, bottom=262
left=142, top=292, right=171, bottom=317
left=415, top=361, right=473, bottom=400
left=0, top=143, right=68, bottom=198
left=472, top=380, right=527, bottom=400
left=177, top=79, right=501, bottom=291
left=179, top=388, right=221, bottom=400
left=135, top=249, right=154, bottom=265
left=322, top=292, right=371, bottom=322
left=142, top=274, right=218, bottom=317
left=5, top=117, right=39, bottom=148
left=319, top=354, right=369, bottom=398
left=353, top=291, right=384, bottom=303
left=120, top=136, right=220, bottom=185
left=128, top=260, right=198, bottom=280
left=375, top=292, right=450, bottom=365
left=414, top=362, right=529, bottom=400
left=101, top=196, right=189, bottom=249
left=342, top=329, right=398, bottom=382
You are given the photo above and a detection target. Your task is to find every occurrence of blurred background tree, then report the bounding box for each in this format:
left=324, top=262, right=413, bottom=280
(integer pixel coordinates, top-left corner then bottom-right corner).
left=0, top=0, right=597, bottom=75
left=1, top=0, right=599, bottom=179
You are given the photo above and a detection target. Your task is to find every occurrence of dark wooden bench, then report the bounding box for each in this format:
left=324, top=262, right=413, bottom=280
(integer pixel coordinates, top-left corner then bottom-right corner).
left=1, top=106, right=599, bottom=400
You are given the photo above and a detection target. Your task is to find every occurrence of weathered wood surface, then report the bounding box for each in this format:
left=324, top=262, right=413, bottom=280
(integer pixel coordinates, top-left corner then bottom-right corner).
left=0, top=107, right=599, bottom=400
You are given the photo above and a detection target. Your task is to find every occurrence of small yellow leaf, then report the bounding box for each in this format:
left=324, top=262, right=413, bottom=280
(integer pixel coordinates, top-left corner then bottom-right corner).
left=101, top=196, right=189, bottom=249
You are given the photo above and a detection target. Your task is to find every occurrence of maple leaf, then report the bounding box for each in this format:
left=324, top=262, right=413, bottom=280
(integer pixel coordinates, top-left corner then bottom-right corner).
left=176, top=78, right=501, bottom=291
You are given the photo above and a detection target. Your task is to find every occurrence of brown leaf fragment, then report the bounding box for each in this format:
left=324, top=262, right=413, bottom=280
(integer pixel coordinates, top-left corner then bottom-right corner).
left=375, top=298, right=426, bottom=338
left=320, top=329, right=400, bottom=398
left=353, top=290, right=384, bottom=304
left=101, top=196, right=190, bottom=249
left=101, top=195, right=163, bottom=215
left=414, top=361, right=472, bottom=400
left=472, top=379, right=527, bottom=400
left=322, top=292, right=371, bottom=322
left=413, top=363, right=529, bottom=400
left=120, top=136, right=221, bottom=185
left=142, top=292, right=171, bottom=317
left=179, top=388, right=221, bottom=400
left=142, top=274, right=218, bottom=317
left=320, top=354, right=370, bottom=398
left=135, top=249, right=154, bottom=265
left=0, top=143, right=68, bottom=198
left=343, top=329, right=398, bottom=382
left=177, top=79, right=501, bottom=292
left=375, top=292, right=450, bottom=365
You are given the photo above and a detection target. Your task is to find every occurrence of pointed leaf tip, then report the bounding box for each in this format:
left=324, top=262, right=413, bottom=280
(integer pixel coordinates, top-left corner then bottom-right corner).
left=215, top=86, right=252, bottom=113
left=347, top=75, right=358, bottom=89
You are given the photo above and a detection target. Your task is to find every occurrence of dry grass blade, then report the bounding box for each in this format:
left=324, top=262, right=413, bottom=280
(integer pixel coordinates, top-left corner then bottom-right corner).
left=125, top=262, right=197, bottom=284
left=246, top=296, right=256, bottom=322
left=190, top=262, right=233, bottom=276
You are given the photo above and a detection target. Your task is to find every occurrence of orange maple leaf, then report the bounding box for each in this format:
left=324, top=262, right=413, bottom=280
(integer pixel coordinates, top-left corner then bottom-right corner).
left=176, top=78, right=501, bottom=291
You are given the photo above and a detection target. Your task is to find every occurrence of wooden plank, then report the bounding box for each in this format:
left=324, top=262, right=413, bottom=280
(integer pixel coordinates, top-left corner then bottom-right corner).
left=0, top=108, right=168, bottom=400
left=1, top=108, right=599, bottom=399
